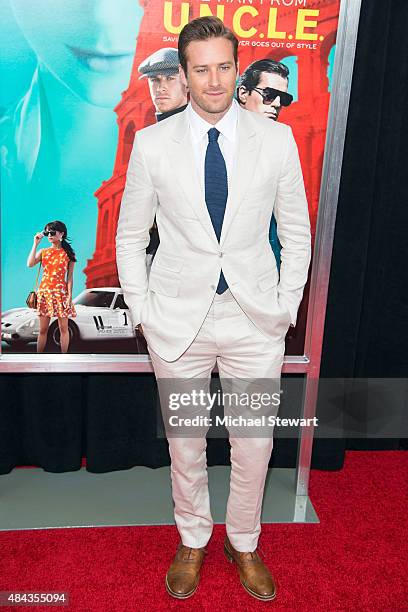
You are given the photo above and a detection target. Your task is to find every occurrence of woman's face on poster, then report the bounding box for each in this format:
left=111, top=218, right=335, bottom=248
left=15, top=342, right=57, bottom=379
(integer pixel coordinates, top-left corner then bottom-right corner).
left=10, top=0, right=144, bottom=107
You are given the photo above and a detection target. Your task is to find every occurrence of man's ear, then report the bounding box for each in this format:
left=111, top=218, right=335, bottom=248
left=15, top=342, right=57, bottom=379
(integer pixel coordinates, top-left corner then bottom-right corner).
left=237, top=85, right=248, bottom=105
left=179, top=64, right=187, bottom=87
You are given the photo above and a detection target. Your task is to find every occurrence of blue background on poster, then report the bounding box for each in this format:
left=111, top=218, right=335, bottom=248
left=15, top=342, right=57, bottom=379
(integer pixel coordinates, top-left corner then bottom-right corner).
left=1, top=0, right=143, bottom=311
left=1, top=0, right=335, bottom=312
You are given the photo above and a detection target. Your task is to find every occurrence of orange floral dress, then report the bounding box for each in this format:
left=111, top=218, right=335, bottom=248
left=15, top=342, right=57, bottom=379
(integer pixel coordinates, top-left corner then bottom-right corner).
left=36, top=247, right=77, bottom=318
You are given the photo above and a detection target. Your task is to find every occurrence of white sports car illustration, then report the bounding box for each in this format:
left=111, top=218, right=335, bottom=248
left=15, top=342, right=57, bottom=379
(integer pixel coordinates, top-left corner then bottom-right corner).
left=1, top=288, right=138, bottom=349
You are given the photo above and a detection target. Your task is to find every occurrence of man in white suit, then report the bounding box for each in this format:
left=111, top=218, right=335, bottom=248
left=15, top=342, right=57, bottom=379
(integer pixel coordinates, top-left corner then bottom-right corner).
left=116, top=16, right=311, bottom=601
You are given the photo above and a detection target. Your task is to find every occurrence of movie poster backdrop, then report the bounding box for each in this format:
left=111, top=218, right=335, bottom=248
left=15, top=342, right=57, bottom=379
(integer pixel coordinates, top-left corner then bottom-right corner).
left=0, top=0, right=340, bottom=357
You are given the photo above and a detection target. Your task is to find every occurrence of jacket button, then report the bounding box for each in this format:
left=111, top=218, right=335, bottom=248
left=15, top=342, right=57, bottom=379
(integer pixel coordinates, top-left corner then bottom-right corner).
left=219, top=252, right=223, bottom=257
left=210, top=284, right=216, bottom=290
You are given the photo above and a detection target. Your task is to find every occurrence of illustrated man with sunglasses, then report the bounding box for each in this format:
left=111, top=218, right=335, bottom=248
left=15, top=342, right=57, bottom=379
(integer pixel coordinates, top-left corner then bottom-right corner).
left=237, top=59, right=293, bottom=269
left=237, top=59, right=293, bottom=121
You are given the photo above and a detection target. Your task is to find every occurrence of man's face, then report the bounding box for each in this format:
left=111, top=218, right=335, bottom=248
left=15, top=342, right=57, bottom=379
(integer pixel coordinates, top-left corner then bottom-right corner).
left=239, top=72, right=288, bottom=120
left=181, top=37, right=238, bottom=121
left=148, top=73, right=187, bottom=113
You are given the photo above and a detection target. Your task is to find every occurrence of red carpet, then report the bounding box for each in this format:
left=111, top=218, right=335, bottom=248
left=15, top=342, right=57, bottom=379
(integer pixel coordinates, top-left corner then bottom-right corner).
left=1, top=451, right=407, bottom=611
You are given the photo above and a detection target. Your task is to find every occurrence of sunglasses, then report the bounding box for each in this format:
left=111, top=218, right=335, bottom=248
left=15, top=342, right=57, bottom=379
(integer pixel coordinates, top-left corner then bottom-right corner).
left=252, top=87, right=293, bottom=107
left=43, top=230, right=57, bottom=236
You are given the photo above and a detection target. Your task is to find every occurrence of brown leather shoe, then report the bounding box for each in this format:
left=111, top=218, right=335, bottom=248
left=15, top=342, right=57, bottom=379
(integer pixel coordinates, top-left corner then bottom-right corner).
left=165, top=543, right=207, bottom=599
left=224, top=536, right=276, bottom=601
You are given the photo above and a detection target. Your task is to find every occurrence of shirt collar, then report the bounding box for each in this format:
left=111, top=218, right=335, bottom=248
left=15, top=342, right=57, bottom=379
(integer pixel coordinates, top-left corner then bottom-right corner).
left=156, top=103, right=188, bottom=122
left=187, top=98, right=238, bottom=144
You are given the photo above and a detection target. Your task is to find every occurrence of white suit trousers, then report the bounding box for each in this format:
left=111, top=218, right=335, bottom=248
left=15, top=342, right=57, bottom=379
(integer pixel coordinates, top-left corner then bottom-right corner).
left=146, top=288, right=286, bottom=552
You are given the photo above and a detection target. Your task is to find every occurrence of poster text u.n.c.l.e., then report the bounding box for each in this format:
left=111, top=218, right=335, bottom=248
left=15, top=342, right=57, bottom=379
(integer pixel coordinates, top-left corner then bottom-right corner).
left=163, top=2, right=324, bottom=43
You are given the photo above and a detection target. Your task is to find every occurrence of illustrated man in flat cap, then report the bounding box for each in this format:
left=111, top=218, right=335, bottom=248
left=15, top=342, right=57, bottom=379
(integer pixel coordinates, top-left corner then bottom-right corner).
left=137, top=48, right=189, bottom=276
left=139, top=47, right=188, bottom=122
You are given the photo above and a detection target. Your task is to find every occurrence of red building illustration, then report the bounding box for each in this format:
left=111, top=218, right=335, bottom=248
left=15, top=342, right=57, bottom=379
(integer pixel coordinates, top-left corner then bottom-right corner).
left=84, top=0, right=340, bottom=289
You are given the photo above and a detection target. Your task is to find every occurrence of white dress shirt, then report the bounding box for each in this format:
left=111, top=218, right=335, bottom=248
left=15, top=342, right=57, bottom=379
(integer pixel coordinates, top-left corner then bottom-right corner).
left=186, top=98, right=238, bottom=196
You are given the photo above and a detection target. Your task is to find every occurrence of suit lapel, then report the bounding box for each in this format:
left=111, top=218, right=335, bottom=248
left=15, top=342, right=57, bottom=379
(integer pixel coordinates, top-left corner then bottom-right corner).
left=220, top=107, right=261, bottom=246
left=166, top=111, right=219, bottom=246
left=166, top=106, right=262, bottom=248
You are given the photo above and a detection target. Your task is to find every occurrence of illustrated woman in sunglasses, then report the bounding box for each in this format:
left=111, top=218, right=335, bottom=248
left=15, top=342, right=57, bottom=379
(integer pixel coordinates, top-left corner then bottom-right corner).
left=27, top=220, right=77, bottom=353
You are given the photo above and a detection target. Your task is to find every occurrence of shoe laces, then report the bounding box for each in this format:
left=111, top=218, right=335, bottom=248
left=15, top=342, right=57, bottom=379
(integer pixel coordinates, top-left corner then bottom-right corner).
left=238, top=545, right=264, bottom=564
left=178, top=544, right=207, bottom=562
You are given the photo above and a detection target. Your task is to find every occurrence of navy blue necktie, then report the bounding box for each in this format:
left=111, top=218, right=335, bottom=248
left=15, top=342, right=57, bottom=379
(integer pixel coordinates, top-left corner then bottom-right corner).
left=204, top=127, right=228, bottom=293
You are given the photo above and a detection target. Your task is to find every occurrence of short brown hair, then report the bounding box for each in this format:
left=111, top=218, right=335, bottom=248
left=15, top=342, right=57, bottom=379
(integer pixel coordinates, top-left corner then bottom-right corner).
left=178, top=16, right=238, bottom=75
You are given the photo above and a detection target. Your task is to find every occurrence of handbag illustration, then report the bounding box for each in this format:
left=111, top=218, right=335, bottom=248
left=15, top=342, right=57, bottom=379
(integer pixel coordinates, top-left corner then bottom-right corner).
left=26, top=261, right=42, bottom=309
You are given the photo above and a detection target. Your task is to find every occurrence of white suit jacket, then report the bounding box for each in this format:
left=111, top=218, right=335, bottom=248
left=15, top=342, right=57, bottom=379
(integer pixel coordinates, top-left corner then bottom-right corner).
left=116, top=104, right=311, bottom=362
